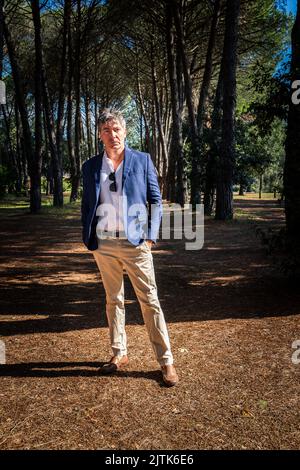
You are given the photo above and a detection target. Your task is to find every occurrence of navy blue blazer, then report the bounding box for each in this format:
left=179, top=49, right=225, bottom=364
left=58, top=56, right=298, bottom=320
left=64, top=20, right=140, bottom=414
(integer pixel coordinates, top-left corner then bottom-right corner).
left=81, top=146, right=163, bottom=251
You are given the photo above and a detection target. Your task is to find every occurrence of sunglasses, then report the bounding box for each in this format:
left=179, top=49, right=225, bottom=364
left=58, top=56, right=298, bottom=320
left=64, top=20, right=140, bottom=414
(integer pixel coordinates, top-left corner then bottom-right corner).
left=109, top=172, right=117, bottom=192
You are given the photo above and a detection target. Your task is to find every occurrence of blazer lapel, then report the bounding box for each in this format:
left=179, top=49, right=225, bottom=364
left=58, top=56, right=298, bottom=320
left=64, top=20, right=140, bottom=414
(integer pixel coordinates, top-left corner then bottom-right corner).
left=93, top=147, right=132, bottom=201
left=94, top=152, right=104, bottom=202
left=122, top=146, right=134, bottom=188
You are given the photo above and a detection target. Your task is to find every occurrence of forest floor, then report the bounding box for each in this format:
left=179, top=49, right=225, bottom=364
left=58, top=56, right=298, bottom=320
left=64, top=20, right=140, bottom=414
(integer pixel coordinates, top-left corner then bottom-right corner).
left=0, top=194, right=299, bottom=450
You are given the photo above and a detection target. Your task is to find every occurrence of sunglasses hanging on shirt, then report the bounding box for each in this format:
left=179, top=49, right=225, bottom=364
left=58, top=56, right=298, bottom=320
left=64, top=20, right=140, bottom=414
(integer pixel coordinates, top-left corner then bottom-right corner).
left=109, top=172, right=117, bottom=192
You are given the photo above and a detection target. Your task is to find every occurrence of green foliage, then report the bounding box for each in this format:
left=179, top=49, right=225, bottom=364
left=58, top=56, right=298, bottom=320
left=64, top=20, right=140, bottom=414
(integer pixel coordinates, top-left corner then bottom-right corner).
left=249, top=63, right=290, bottom=133
left=235, top=116, right=285, bottom=192
left=0, top=164, right=16, bottom=198
left=0, top=165, right=9, bottom=198
left=63, top=178, right=72, bottom=193
left=1, top=0, right=293, bottom=209
left=236, top=0, right=292, bottom=133
left=41, top=176, right=73, bottom=194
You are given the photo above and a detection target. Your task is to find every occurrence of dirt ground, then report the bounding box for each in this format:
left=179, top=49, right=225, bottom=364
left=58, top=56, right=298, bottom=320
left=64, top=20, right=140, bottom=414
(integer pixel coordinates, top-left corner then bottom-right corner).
left=0, top=197, right=299, bottom=450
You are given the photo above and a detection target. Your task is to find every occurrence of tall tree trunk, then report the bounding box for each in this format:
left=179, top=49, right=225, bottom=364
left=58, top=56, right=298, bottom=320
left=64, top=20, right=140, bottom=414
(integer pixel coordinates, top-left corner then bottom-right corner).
left=259, top=173, right=263, bottom=199
left=93, top=51, right=99, bottom=155
left=150, top=42, right=168, bottom=183
left=204, top=70, right=223, bottom=215
left=136, top=56, right=150, bottom=153
left=3, top=16, right=36, bottom=210
left=31, top=0, right=64, bottom=208
left=56, top=0, right=70, bottom=175
left=66, top=7, right=77, bottom=202
left=160, top=85, right=169, bottom=198
left=20, top=135, right=30, bottom=196
left=79, top=106, right=85, bottom=144
left=151, top=101, right=158, bottom=168
left=163, top=72, right=172, bottom=155
left=166, top=1, right=185, bottom=205
left=1, top=104, right=21, bottom=194
left=15, top=100, right=23, bottom=193
left=84, top=78, right=92, bottom=157
left=284, top=0, right=300, bottom=257
left=0, top=0, right=3, bottom=79
left=43, top=109, right=53, bottom=195
left=17, top=105, right=29, bottom=196
left=72, top=0, right=82, bottom=201
left=0, top=0, right=4, bottom=114
left=196, top=0, right=221, bottom=134
left=31, top=0, right=43, bottom=211
left=139, top=113, right=143, bottom=151
left=215, top=0, right=240, bottom=220
left=172, top=0, right=201, bottom=207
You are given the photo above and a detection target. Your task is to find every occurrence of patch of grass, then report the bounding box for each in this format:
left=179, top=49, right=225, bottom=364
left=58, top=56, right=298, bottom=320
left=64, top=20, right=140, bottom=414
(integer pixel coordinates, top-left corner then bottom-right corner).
left=233, top=192, right=278, bottom=200
left=234, top=208, right=260, bottom=221
left=0, top=192, right=81, bottom=217
left=0, top=193, right=30, bottom=209
left=41, top=199, right=81, bottom=217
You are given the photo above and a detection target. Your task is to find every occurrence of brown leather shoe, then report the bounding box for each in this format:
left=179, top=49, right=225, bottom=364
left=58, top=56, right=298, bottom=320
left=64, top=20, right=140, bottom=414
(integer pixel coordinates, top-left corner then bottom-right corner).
left=161, top=364, right=179, bottom=387
left=99, top=355, right=129, bottom=375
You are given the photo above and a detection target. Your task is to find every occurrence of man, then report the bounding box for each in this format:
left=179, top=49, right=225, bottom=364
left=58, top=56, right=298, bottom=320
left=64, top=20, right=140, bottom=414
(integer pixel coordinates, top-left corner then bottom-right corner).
left=81, top=109, right=178, bottom=387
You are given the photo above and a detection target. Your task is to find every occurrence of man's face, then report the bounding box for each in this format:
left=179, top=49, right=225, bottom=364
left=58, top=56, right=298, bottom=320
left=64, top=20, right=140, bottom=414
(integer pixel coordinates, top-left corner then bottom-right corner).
left=99, top=119, right=127, bottom=152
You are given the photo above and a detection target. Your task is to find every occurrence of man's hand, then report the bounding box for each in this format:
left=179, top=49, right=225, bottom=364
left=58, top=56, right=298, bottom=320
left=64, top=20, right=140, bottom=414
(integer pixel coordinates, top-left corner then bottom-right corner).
left=146, top=240, right=154, bottom=249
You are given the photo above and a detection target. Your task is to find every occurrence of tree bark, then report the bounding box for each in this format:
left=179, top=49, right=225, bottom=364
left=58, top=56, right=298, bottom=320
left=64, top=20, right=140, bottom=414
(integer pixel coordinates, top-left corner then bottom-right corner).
left=1, top=104, right=21, bottom=193
left=166, top=0, right=185, bottom=205
left=14, top=100, right=23, bottom=193
left=0, top=0, right=3, bottom=79
left=172, top=0, right=201, bottom=207
left=84, top=77, right=93, bottom=157
left=16, top=100, right=29, bottom=196
left=151, top=41, right=168, bottom=192
left=196, top=0, right=221, bottom=135
left=215, top=0, right=240, bottom=220
left=31, top=0, right=44, bottom=211
left=93, top=50, right=99, bottom=155
left=204, top=67, right=223, bottom=216
left=71, top=0, right=82, bottom=201
left=259, top=173, right=263, bottom=199
left=160, top=85, right=169, bottom=198
left=56, top=0, right=70, bottom=172
left=31, top=0, right=64, bottom=208
left=3, top=15, right=36, bottom=210
left=66, top=6, right=77, bottom=202
left=136, top=56, right=150, bottom=153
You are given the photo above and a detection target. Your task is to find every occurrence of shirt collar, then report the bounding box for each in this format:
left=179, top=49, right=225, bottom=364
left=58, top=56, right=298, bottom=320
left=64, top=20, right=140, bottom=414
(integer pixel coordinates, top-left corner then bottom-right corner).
left=103, top=150, right=124, bottom=172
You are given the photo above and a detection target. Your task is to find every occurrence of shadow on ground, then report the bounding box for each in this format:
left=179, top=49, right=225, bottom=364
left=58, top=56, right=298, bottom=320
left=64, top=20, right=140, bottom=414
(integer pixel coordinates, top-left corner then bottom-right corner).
left=1, top=199, right=299, bottom=337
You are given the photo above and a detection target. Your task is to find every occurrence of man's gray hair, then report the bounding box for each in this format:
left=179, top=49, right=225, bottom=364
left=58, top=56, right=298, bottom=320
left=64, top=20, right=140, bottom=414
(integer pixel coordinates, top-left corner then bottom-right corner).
left=98, top=108, right=126, bottom=130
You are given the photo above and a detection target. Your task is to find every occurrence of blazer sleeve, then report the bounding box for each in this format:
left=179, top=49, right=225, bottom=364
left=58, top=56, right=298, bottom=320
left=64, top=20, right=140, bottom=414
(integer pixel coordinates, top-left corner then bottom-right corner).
left=81, top=161, right=90, bottom=227
left=146, top=154, right=163, bottom=243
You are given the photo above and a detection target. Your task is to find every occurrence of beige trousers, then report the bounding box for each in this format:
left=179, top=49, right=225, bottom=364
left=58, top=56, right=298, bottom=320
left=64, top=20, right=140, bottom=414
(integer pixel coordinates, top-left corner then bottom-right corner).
left=92, top=237, right=173, bottom=366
